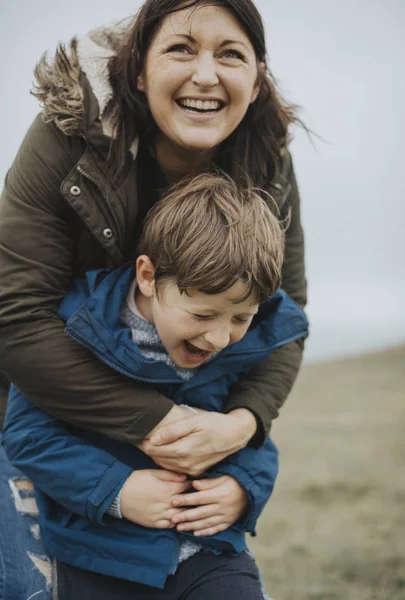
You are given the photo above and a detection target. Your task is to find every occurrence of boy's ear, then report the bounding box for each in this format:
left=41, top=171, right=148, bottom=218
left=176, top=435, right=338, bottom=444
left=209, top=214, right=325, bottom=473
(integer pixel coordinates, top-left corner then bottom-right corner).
left=136, top=255, right=156, bottom=297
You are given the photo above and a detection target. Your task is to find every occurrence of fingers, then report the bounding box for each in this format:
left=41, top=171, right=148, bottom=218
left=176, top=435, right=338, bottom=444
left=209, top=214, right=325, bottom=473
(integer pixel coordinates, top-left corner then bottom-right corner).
left=155, top=519, right=175, bottom=529
left=178, top=517, right=221, bottom=532
left=175, top=513, right=229, bottom=536
left=173, top=481, right=194, bottom=495
left=155, top=508, right=184, bottom=529
left=193, top=523, right=229, bottom=537
left=192, top=477, right=226, bottom=490
left=172, top=489, right=214, bottom=508
left=171, top=504, right=218, bottom=525
left=149, top=417, right=199, bottom=446
left=155, top=470, right=187, bottom=482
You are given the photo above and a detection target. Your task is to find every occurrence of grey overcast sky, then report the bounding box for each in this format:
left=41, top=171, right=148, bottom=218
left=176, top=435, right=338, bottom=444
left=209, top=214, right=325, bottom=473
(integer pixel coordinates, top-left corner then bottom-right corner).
left=1, top=0, right=404, bottom=361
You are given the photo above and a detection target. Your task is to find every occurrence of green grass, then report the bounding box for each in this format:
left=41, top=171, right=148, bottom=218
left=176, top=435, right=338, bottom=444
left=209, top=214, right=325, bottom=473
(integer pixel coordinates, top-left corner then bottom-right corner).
left=250, top=346, right=405, bottom=600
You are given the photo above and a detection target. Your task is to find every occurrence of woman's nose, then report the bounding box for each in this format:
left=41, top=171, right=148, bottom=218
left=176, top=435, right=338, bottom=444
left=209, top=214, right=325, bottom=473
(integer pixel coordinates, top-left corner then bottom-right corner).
left=191, top=53, right=219, bottom=88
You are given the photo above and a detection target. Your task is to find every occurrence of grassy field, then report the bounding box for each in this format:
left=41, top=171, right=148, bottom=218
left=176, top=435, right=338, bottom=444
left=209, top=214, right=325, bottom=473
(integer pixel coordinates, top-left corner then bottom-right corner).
left=251, top=345, right=405, bottom=600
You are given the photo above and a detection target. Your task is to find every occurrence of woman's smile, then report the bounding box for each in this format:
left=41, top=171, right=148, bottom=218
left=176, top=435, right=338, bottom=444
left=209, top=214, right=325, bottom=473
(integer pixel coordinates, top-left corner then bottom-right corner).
left=174, top=97, right=226, bottom=123
left=176, top=97, right=226, bottom=114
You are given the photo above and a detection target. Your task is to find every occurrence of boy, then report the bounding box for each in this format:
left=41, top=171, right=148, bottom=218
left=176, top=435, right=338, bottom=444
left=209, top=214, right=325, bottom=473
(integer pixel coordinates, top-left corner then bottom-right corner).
left=3, top=173, right=308, bottom=599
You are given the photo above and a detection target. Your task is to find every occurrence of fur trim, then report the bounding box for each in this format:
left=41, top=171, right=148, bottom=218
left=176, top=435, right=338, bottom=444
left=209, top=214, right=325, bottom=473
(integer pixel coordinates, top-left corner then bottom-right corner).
left=31, top=19, right=134, bottom=142
left=32, top=38, right=84, bottom=137
left=77, top=36, right=113, bottom=117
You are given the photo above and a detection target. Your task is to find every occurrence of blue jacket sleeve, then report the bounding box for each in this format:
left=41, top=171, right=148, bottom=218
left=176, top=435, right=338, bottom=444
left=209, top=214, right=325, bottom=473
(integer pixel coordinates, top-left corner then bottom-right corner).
left=2, top=385, right=133, bottom=524
left=206, top=438, right=278, bottom=534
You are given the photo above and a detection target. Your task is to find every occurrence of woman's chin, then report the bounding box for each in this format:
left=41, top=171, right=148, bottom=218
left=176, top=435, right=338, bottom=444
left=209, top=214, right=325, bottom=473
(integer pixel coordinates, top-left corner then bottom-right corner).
left=178, top=137, right=221, bottom=154
left=157, top=128, right=225, bottom=163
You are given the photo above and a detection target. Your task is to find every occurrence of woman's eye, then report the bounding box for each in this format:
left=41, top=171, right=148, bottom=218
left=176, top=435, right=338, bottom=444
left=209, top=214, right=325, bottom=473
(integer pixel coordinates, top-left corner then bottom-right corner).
left=167, top=44, right=192, bottom=55
left=221, top=49, right=246, bottom=61
left=193, top=314, right=213, bottom=321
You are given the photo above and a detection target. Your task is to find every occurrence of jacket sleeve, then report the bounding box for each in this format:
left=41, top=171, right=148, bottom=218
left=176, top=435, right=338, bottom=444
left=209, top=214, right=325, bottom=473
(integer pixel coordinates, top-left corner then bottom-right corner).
left=224, top=152, right=307, bottom=445
left=206, top=439, right=279, bottom=534
left=0, top=115, right=173, bottom=443
left=2, top=386, right=133, bottom=524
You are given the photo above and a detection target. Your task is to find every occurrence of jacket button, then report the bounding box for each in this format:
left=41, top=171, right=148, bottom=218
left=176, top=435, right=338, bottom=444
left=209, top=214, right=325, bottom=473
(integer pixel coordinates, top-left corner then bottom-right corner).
left=70, top=185, right=81, bottom=197
left=273, top=183, right=283, bottom=191
left=103, top=228, right=113, bottom=240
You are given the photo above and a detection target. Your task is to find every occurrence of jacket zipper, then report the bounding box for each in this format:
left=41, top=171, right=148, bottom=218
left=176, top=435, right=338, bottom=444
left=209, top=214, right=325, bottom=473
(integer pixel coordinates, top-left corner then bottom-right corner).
left=76, top=166, right=120, bottom=242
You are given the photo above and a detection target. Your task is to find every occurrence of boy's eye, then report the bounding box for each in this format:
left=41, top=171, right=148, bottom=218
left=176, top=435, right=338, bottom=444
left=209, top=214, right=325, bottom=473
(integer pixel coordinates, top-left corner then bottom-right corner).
left=193, top=314, right=213, bottom=321
left=234, top=317, right=250, bottom=324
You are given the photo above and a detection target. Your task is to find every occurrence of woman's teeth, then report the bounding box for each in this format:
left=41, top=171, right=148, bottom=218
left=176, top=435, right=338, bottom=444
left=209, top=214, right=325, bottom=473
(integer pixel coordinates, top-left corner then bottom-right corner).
left=178, top=99, right=222, bottom=113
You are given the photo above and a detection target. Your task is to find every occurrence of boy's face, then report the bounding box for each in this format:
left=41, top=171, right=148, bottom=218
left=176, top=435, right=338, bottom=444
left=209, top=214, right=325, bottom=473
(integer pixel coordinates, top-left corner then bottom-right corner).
left=136, top=257, right=259, bottom=369
left=151, top=281, right=259, bottom=368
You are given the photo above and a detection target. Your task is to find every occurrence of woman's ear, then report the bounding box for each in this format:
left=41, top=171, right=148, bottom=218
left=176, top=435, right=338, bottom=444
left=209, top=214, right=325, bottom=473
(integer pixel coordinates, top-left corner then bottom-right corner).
left=136, top=255, right=156, bottom=297
left=250, top=61, right=266, bottom=104
left=137, top=72, right=146, bottom=92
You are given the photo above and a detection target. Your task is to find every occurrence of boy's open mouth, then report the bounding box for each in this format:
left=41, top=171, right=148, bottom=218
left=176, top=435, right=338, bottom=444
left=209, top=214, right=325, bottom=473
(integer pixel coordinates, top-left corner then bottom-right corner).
left=183, top=340, right=211, bottom=359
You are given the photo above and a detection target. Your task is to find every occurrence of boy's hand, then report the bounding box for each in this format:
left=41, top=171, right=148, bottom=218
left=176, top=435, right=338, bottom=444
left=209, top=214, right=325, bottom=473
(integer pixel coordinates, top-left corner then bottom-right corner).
left=169, top=475, right=249, bottom=537
left=120, top=470, right=192, bottom=529
left=140, top=409, right=257, bottom=476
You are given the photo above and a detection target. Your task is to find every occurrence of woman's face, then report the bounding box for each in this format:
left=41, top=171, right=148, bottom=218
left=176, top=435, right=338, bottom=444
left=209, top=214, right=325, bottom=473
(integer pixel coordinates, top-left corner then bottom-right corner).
left=137, top=3, right=260, bottom=155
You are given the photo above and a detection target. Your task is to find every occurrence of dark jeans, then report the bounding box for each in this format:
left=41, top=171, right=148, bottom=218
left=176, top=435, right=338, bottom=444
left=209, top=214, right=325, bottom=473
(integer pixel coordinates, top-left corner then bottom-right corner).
left=55, top=550, right=271, bottom=600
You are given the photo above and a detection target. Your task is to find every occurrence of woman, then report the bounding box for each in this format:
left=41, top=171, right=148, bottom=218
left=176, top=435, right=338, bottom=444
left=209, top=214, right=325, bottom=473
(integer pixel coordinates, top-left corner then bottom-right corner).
left=0, top=0, right=306, bottom=596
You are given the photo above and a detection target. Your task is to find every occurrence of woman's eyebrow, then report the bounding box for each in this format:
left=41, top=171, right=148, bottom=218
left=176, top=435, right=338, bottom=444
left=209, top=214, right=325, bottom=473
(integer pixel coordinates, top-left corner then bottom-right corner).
left=167, top=34, right=249, bottom=51
left=167, top=34, right=196, bottom=42
left=219, top=39, right=249, bottom=50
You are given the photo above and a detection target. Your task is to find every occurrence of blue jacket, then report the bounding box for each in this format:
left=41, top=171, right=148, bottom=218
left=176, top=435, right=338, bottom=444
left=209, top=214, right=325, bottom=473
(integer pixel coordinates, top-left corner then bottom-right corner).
left=3, top=265, right=308, bottom=588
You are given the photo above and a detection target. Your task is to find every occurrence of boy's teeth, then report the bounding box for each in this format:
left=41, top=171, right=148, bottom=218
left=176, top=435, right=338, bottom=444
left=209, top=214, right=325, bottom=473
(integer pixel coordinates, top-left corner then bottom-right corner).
left=185, top=341, right=207, bottom=356
left=179, top=99, right=222, bottom=112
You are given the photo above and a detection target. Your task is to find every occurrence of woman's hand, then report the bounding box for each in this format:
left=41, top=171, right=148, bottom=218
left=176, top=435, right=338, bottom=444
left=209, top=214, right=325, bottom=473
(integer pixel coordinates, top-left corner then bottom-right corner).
left=139, top=408, right=257, bottom=476
left=170, top=475, right=249, bottom=537
left=120, top=469, right=192, bottom=528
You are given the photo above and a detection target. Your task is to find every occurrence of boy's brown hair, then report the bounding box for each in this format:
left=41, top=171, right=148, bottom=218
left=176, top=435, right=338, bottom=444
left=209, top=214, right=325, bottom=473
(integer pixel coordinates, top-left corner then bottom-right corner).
left=137, top=172, right=287, bottom=303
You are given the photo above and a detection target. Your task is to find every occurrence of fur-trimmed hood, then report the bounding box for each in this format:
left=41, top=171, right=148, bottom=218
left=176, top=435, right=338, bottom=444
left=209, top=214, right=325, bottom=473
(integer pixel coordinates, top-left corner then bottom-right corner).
left=33, top=20, right=132, bottom=142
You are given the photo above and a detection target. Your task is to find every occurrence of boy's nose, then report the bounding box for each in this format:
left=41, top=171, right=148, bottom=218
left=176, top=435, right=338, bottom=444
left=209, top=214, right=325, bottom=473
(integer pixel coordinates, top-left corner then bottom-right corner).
left=203, top=327, right=231, bottom=351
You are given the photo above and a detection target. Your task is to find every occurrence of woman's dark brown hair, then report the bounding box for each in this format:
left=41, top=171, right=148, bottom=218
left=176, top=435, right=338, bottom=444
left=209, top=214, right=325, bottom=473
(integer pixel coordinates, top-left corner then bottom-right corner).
left=108, top=0, right=299, bottom=187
